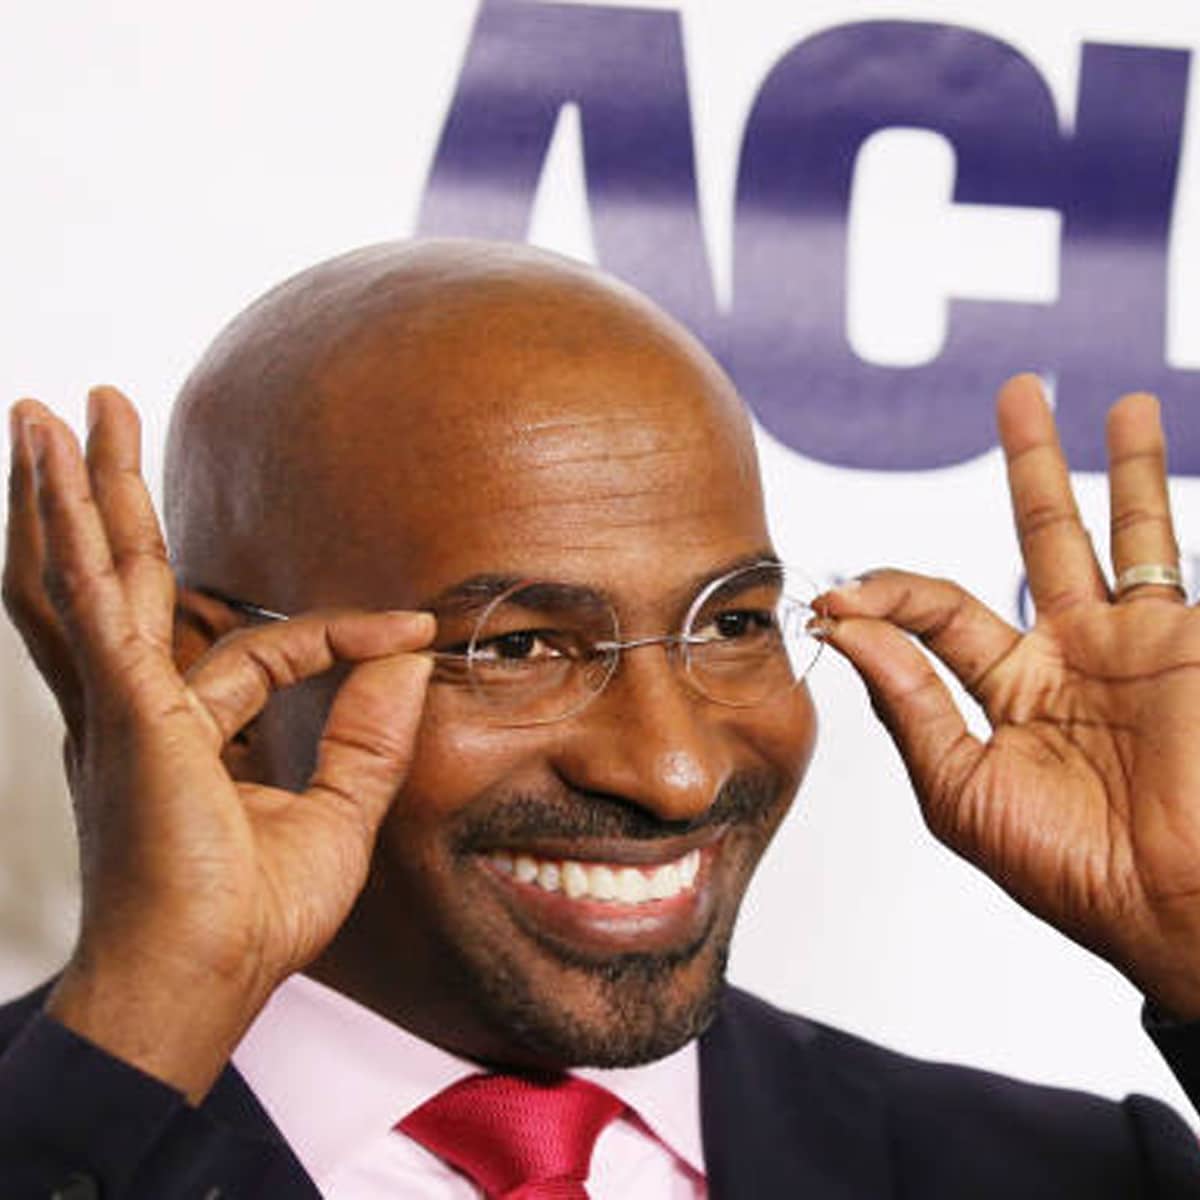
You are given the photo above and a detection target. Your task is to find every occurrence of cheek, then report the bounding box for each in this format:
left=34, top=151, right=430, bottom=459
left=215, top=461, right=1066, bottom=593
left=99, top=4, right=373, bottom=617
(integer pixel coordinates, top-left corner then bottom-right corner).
left=395, top=697, right=536, bottom=825
left=743, top=682, right=818, bottom=798
left=398, top=683, right=818, bottom=811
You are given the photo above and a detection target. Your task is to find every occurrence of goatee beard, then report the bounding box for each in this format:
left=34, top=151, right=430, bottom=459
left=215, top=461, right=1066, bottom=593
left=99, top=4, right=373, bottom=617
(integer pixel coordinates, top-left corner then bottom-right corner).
left=449, top=769, right=783, bottom=1067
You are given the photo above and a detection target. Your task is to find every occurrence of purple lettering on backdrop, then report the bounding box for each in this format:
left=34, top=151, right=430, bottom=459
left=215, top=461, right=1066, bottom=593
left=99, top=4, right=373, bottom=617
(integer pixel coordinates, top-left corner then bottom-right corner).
left=419, top=0, right=716, bottom=327
left=420, top=0, right=1198, bottom=473
left=730, top=21, right=1062, bottom=467
left=1055, top=44, right=1195, bottom=468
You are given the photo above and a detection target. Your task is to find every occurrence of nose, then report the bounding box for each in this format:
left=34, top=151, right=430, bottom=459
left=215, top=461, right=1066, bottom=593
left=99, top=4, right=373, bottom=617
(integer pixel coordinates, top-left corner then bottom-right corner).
left=550, top=642, right=733, bottom=824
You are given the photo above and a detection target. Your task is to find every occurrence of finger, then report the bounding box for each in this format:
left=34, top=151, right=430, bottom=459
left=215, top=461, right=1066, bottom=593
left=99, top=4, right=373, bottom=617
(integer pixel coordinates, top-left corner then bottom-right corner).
left=187, top=609, right=436, bottom=744
left=24, top=406, right=136, bottom=678
left=996, top=374, right=1107, bottom=616
left=85, top=385, right=176, bottom=646
left=815, top=612, right=986, bottom=831
left=307, top=650, right=434, bottom=842
left=4, top=402, right=84, bottom=739
left=816, top=569, right=1021, bottom=708
left=1105, top=392, right=1183, bottom=602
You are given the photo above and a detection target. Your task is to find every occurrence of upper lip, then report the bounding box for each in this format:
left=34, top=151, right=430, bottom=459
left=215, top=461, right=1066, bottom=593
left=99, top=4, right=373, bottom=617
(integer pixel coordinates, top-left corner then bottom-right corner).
left=476, top=825, right=725, bottom=867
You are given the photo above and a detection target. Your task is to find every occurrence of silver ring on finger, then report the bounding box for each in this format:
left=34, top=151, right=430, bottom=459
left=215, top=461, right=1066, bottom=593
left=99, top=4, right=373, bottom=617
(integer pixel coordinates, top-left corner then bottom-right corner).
left=1113, top=562, right=1187, bottom=600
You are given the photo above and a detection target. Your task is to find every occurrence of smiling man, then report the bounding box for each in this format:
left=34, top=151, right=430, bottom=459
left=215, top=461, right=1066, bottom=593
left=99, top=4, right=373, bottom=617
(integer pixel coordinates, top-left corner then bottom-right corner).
left=3, top=240, right=1200, bottom=1197
left=163, top=240, right=816, bottom=1084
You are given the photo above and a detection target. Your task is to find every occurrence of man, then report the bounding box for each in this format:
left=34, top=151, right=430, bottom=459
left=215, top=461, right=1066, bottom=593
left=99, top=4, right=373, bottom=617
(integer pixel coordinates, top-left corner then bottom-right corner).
left=1, top=238, right=1200, bottom=1197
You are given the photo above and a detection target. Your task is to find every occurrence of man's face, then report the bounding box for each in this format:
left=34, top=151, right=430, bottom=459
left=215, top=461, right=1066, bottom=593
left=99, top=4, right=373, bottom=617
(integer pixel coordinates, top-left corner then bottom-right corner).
left=247, top=280, right=817, bottom=1069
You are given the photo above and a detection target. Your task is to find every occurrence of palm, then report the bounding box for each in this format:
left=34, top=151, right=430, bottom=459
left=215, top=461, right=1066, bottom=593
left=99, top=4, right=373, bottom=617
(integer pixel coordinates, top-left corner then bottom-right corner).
left=95, top=676, right=369, bottom=981
left=952, top=603, right=1200, bottom=957
left=4, top=387, right=432, bottom=993
left=821, top=376, right=1200, bottom=1015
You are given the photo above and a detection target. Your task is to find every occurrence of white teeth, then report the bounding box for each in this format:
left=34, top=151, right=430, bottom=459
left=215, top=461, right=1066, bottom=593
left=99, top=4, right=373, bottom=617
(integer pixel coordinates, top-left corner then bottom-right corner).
left=562, top=861, right=589, bottom=899
left=491, top=848, right=704, bottom=905
left=649, top=863, right=681, bottom=900
left=679, top=849, right=700, bottom=886
left=616, top=867, right=649, bottom=903
left=590, top=865, right=617, bottom=901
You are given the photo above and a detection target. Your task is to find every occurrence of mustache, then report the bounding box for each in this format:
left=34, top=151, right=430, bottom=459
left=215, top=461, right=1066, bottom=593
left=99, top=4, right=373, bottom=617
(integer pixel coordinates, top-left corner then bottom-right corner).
left=453, top=768, right=786, bottom=850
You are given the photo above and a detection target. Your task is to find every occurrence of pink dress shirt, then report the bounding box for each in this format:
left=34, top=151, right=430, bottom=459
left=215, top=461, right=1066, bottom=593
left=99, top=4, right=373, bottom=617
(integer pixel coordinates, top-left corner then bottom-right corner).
left=233, top=974, right=707, bottom=1198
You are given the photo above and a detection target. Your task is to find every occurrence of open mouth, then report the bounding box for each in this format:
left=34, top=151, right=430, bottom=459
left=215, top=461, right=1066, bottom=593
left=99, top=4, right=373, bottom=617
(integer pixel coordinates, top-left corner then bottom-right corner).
left=487, top=846, right=701, bottom=904
left=474, top=834, right=725, bottom=959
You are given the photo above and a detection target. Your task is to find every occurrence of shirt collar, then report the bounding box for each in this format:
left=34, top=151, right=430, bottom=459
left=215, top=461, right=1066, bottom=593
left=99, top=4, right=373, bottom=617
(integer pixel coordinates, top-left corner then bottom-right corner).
left=577, top=1045, right=706, bottom=1175
left=233, top=973, right=705, bottom=1181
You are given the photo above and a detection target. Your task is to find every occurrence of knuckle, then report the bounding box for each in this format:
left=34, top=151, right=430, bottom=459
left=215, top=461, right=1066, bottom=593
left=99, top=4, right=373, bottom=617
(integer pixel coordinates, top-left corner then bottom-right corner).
left=112, top=539, right=171, bottom=576
left=238, top=635, right=312, bottom=693
left=966, top=636, right=1022, bottom=697
left=1004, top=441, right=1045, bottom=470
left=321, top=713, right=416, bottom=785
left=1110, top=509, right=1174, bottom=538
left=1018, top=504, right=1080, bottom=541
left=1109, top=447, right=1164, bottom=470
left=309, top=776, right=376, bottom=843
left=322, top=724, right=405, bottom=765
left=0, top=573, right=33, bottom=621
left=1029, top=584, right=1092, bottom=617
left=42, top=559, right=115, bottom=616
left=914, top=587, right=969, bottom=645
left=906, top=669, right=945, bottom=707
left=236, top=642, right=280, bottom=695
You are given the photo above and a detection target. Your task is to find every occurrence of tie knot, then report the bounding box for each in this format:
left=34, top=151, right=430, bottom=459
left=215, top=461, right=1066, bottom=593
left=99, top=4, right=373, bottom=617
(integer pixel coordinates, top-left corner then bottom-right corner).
left=398, top=1073, right=624, bottom=1199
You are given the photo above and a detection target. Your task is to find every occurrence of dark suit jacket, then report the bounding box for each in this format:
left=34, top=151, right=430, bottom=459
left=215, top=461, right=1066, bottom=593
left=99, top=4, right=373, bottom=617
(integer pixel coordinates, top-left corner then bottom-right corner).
left=1, top=981, right=1199, bottom=1198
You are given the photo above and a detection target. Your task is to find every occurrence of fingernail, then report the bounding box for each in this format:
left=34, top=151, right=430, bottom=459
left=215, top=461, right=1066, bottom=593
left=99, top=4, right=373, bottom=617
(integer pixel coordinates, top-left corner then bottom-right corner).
left=807, top=615, right=838, bottom=641
left=26, top=421, right=46, bottom=464
left=833, top=577, right=863, bottom=594
left=86, top=388, right=102, bottom=431
left=390, top=610, right=436, bottom=636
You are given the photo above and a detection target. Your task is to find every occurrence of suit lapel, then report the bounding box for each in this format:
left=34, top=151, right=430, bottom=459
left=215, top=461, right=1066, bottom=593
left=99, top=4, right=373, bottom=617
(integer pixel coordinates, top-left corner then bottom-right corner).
left=202, top=1063, right=324, bottom=1196
left=699, top=988, right=894, bottom=1200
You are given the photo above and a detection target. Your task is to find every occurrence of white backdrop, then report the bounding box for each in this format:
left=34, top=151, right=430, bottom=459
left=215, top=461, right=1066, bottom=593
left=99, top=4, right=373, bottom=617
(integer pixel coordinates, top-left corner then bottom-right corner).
left=3, top=0, right=1199, bottom=1116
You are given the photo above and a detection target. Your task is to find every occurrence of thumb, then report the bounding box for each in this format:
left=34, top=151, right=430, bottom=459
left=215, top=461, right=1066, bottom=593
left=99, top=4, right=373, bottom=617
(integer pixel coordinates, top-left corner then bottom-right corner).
left=305, top=649, right=434, bottom=845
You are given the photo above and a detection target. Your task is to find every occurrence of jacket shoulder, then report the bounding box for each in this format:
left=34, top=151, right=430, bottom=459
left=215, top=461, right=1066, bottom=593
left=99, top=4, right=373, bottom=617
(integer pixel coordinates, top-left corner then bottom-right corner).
left=717, top=984, right=1154, bottom=1113
left=705, top=986, right=1200, bottom=1196
left=0, top=979, right=55, bottom=1046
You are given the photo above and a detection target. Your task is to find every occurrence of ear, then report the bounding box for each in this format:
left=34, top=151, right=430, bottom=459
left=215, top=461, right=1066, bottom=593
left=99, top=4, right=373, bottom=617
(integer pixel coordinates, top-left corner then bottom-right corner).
left=172, top=586, right=242, bottom=675
left=173, top=587, right=263, bottom=778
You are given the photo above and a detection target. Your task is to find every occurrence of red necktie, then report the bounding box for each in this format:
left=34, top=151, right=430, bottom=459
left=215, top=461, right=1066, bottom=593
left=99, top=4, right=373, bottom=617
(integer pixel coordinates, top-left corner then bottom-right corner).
left=397, top=1073, right=624, bottom=1199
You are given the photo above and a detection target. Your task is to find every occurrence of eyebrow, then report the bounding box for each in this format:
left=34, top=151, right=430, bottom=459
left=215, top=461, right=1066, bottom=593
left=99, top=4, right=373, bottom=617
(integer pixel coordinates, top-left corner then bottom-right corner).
left=422, top=575, right=605, bottom=618
left=423, top=549, right=781, bottom=618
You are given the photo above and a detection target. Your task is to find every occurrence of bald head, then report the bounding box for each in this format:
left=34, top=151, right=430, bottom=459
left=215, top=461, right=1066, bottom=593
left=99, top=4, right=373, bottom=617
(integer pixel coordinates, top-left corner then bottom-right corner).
left=165, top=238, right=762, bottom=612
left=161, top=241, right=815, bottom=1069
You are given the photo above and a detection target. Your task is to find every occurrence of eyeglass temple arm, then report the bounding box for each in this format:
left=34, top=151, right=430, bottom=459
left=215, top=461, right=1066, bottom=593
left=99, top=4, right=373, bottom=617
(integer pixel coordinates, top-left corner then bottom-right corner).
left=201, top=596, right=501, bottom=664
left=203, top=597, right=764, bottom=656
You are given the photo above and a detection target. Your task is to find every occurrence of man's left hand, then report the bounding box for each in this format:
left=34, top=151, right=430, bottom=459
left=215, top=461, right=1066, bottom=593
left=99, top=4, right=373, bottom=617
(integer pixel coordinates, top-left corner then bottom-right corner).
left=815, top=373, right=1200, bottom=1019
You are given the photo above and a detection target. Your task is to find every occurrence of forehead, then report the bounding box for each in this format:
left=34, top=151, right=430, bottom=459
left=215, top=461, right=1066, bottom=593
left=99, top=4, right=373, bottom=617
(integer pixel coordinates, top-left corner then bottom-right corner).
left=295, top=315, right=767, bottom=609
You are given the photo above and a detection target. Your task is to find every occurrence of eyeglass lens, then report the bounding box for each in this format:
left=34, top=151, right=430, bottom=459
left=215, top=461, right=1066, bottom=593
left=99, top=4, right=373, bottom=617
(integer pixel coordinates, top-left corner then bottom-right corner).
left=681, top=562, right=821, bottom=707
left=433, top=563, right=821, bottom=726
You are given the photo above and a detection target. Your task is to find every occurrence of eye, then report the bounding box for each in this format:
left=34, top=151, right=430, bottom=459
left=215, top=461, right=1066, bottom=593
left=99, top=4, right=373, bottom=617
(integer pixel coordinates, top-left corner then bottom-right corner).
left=698, top=609, right=778, bottom=641
left=471, top=629, right=566, bottom=663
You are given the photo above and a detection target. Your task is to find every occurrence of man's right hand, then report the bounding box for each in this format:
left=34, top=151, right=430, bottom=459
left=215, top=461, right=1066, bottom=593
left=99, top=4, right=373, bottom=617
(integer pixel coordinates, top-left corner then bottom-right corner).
left=3, top=386, right=434, bottom=1103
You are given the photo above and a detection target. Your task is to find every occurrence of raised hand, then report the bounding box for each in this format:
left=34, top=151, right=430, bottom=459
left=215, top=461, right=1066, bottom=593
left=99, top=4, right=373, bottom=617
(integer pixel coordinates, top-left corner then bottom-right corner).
left=3, top=387, right=434, bottom=1100
left=815, top=374, right=1200, bottom=1018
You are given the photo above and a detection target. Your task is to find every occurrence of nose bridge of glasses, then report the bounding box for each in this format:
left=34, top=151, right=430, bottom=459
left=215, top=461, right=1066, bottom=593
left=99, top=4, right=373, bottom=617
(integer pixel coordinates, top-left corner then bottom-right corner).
left=593, top=632, right=701, bottom=654
left=586, top=630, right=717, bottom=716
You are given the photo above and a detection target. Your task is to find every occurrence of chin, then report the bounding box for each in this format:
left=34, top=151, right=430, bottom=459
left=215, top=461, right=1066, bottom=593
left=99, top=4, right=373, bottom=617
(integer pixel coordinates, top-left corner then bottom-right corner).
left=467, top=910, right=733, bottom=1070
